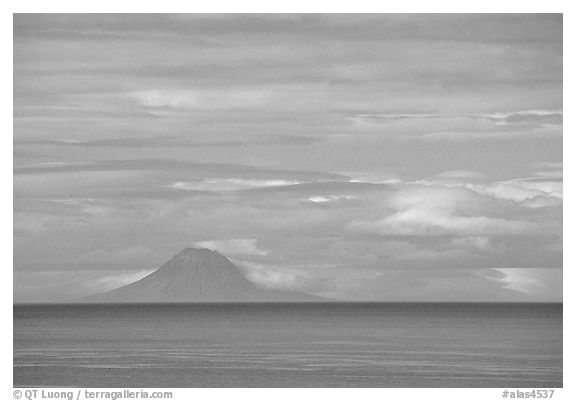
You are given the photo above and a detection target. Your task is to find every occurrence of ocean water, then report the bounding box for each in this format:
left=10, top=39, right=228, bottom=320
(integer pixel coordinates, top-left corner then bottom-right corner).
left=13, top=303, right=562, bottom=388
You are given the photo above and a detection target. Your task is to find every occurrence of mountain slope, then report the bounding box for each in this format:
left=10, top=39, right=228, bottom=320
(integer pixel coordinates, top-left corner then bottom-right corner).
left=80, top=248, right=329, bottom=302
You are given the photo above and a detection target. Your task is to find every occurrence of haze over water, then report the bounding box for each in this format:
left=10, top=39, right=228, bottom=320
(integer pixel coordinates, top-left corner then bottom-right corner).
left=14, top=303, right=562, bottom=387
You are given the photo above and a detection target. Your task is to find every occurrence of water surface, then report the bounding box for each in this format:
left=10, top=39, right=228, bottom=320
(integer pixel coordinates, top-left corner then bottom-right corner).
left=13, top=303, right=562, bottom=387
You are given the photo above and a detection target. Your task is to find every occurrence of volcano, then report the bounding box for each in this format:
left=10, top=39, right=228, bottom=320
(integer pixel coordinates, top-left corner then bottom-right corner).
left=80, top=248, right=328, bottom=302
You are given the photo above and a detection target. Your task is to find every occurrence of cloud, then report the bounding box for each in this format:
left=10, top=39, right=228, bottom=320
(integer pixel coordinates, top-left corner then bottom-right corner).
left=15, top=159, right=344, bottom=182
left=129, top=86, right=327, bottom=113
left=15, top=134, right=322, bottom=149
left=477, top=109, right=562, bottom=125
left=534, top=170, right=563, bottom=179
left=195, top=239, right=269, bottom=256
left=396, top=248, right=475, bottom=261
left=489, top=268, right=562, bottom=300
left=235, top=260, right=333, bottom=293
left=129, top=89, right=272, bottom=111
left=348, top=186, right=551, bottom=237
left=346, top=172, right=402, bottom=185
left=450, top=236, right=495, bottom=252
left=352, top=211, right=534, bottom=237
left=409, top=171, right=562, bottom=209
left=345, top=112, right=444, bottom=122
left=14, top=14, right=562, bottom=44
left=534, top=161, right=562, bottom=169
left=343, top=109, right=562, bottom=136
left=14, top=160, right=348, bottom=203
left=433, top=170, right=486, bottom=181
left=482, top=179, right=562, bottom=206
left=236, top=261, right=310, bottom=291
left=520, top=195, right=563, bottom=209
left=306, top=195, right=357, bottom=204
left=350, top=110, right=560, bottom=126
left=417, top=130, right=555, bottom=141
left=170, top=179, right=302, bottom=192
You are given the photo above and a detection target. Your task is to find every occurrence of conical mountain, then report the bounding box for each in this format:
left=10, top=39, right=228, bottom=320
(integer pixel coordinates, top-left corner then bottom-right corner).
left=80, top=248, right=328, bottom=302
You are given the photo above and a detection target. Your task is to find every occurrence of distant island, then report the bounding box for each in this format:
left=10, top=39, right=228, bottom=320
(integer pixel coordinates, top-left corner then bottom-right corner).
left=79, top=247, right=329, bottom=303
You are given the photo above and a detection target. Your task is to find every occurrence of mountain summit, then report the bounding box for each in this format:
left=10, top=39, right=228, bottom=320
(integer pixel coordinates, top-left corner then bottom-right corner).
left=81, top=247, right=328, bottom=302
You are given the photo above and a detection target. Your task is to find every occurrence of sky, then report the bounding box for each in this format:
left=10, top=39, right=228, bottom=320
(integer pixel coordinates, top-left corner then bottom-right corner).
left=13, top=14, right=562, bottom=302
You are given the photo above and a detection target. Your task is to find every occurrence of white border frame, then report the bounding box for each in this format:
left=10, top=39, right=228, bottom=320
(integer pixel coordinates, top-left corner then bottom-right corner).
left=4, top=3, right=571, bottom=399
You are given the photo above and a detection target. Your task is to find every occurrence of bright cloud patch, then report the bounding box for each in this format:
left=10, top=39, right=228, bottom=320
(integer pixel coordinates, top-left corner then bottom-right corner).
left=171, top=178, right=301, bottom=191
left=410, top=171, right=562, bottom=209
left=129, top=89, right=272, bottom=111
left=194, top=239, right=269, bottom=256
left=484, top=179, right=562, bottom=203
left=306, top=195, right=357, bottom=203
left=489, top=268, right=562, bottom=300
left=235, top=261, right=320, bottom=291
left=349, top=186, right=544, bottom=237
